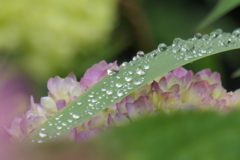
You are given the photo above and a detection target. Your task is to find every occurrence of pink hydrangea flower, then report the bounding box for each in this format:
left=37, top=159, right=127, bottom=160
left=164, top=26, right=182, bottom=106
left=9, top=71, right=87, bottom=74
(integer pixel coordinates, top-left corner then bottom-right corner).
left=6, top=61, right=240, bottom=143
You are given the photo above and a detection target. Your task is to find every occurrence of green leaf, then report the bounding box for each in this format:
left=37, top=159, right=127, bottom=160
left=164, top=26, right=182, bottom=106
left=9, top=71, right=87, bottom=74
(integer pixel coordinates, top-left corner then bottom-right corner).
left=93, top=111, right=240, bottom=160
left=196, top=0, right=240, bottom=30
left=25, top=28, right=240, bottom=143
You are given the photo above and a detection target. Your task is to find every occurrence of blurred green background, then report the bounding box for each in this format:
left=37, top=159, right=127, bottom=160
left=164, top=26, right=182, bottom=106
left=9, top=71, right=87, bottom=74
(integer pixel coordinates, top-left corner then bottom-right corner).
left=1, top=0, right=240, bottom=100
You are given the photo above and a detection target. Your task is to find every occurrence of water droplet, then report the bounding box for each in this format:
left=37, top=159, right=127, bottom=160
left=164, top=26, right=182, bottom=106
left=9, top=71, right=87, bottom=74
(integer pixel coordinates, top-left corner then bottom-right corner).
left=136, top=51, right=145, bottom=57
left=39, top=131, right=47, bottom=138
left=172, top=46, right=181, bottom=53
left=69, top=112, right=73, bottom=115
left=62, top=123, right=67, bottom=126
left=55, top=117, right=60, bottom=120
left=48, top=123, right=52, bottom=126
left=116, top=75, right=121, bottom=79
left=136, top=68, right=145, bottom=75
left=117, top=91, right=123, bottom=97
left=128, top=86, right=133, bottom=90
left=132, top=56, right=138, bottom=61
left=41, top=128, right=45, bottom=131
left=106, top=90, right=113, bottom=95
left=201, top=35, right=208, bottom=41
left=68, top=119, right=73, bottom=123
left=72, top=114, right=80, bottom=119
left=128, top=71, right=133, bottom=75
left=88, top=112, right=93, bottom=115
left=210, top=29, right=222, bottom=38
left=116, top=83, right=122, bottom=88
left=88, top=94, right=94, bottom=98
left=194, top=33, right=202, bottom=39
left=101, top=88, right=106, bottom=92
left=150, top=53, right=157, bottom=58
left=121, top=62, right=128, bottom=67
left=134, top=80, right=143, bottom=85
left=172, top=38, right=182, bottom=46
left=89, top=103, right=94, bottom=107
left=37, top=140, right=43, bottom=143
left=183, top=41, right=194, bottom=51
left=92, top=99, right=97, bottom=103
left=125, top=77, right=132, bottom=82
left=144, top=65, right=150, bottom=70
left=77, top=101, right=82, bottom=105
left=107, top=65, right=119, bottom=75
left=232, top=28, right=240, bottom=37
left=57, top=126, right=62, bottom=130
left=56, top=132, right=61, bottom=136
left=158, top=43, right=167, bottom=51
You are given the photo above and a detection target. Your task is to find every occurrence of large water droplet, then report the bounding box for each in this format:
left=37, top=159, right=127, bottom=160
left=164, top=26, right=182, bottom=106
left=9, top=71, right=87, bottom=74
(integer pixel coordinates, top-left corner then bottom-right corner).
left=88, top=112, right=93, bottom=115
left=232, top=28, right=240, bottom=37
left=77, top=101, right=82, bottom=105
left=92, top=99, right=97, bottom=103
left=183, top=41, right=194, bottom=51
left=117, top=91, right=123, bottom=97
left=136, top=51, right=145, bottom=57
left=89, top=103, right=94, bottom=107
left=172, top=38, right=182, bottom=46
left=125, top=77, right=132, bottom=82
left=210, top=29, right=222, bottom=38
left=72, top=114, right=80, bottom=119
left=194, top=33, right=202, bottom=39
left=144, top=65, right=150, bottom=70
left=106, top=90, right=113, bottom=95
left=132, top=56, right=139, bottom=61
left=134, top=79, right=143, bottom=85
left=121, top=62, right=128, bottom=67
left=57, top=126, right=62, bottom=130
left=172, top=46, right=181, bottom=53
left=116, top=83, right=122, bottom=88
left=101, top=88, right=106, bottom=92
left=88, top=94, right=94, bottom=98
left=136, top=68, right=145, bottom=75
left=158, top=43, right=167, bottom=51
left=39, top=131, right=47, bottom=138
left=107, top=65, right=119, bottom=75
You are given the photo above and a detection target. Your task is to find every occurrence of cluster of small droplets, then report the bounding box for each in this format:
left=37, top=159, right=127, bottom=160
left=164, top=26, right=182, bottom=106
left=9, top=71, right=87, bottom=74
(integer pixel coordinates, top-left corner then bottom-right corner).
left=154, top=28, right=240, bottom=61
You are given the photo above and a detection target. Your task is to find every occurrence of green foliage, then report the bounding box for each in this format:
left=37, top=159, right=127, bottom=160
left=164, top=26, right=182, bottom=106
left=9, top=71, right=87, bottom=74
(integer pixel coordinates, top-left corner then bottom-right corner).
left=0, top=0, right=118, bottom=82
left=94, top=110, right=240, bottom=160
left=25, top=28, right=240, bottom=143
left=196, top=0, right=240, bottom=30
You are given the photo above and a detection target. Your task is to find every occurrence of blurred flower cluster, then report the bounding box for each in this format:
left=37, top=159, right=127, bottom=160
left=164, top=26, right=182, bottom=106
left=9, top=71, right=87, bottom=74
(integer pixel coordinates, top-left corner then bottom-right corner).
left=0, top=64, right=31, bottom=159
left=0, top=0, right=118, bottom=82
left=6, top=60, right=240, bottom=143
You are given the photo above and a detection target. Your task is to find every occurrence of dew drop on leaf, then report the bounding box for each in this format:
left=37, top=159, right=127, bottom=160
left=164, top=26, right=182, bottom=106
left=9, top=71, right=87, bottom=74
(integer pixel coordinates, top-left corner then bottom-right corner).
left=125, top=77, right=132, bottom=82
left=158, top=43, right=167, bottom=51
left=72, top=114, right=80, bottom=119
left=39, top=131, right=47, bottom=138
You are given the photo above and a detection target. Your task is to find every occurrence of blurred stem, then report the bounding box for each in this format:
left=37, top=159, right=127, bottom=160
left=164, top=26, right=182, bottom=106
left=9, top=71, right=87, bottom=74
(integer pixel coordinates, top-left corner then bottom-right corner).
left=119, top=0, right=156, bottom=52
